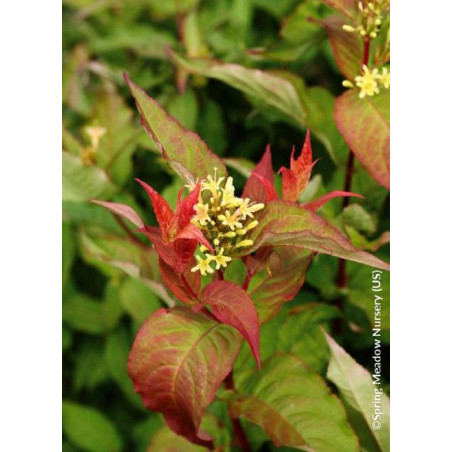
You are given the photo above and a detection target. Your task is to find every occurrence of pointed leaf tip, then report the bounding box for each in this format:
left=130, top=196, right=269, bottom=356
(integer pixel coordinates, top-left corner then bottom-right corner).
left=135, top=178, right=173, bottom=233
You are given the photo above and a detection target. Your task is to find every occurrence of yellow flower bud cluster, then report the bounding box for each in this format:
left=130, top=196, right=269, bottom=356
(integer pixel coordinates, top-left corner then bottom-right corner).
left=342, top=65, right=390, bottom=99
left=342, top=1, right=389, bottom=39
left=191, top=169, right=264, bottom=275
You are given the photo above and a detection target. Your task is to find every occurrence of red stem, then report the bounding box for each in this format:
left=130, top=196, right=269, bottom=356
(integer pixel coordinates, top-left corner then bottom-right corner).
left=362, top=37, right=370, bottom=68
left=242, top=269, right=253, bottom=291
left=224, top=372, right=252, bottom=452
left=217, top=269, right=224, bottom=280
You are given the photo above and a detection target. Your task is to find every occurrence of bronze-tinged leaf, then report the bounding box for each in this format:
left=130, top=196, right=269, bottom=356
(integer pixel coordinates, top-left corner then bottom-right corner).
left=170, top=52, right=306, bottom=126
left=320, top=0, right=358, bottom=19
left=335, top=89, right=390, bottom=189
left=322, top=15, right=362, bottom=80
left=128, top=307, right=242, bottom=447
left=231, top=354, right=359, bottom=452
left=201, top=280, right=260, bottom=367
left=124, top=73, right=226, bottom=182
left=248, top=247, right=313, bottom=324
left=243, top=200, right=389, bottom=271
left=159, top=258, right=200, bottom=304
left=91, top=200, right=144, bottom=228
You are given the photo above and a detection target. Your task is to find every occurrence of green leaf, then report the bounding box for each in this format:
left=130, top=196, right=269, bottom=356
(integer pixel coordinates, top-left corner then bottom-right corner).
left=166, top=89, right=199, bottom=131
left=62, top=152, right=118, bottom=202
left=62, top=401, right=123, bottom=452
left=278, top=303, right=341, bottom=373
left=342, top=203, right=377, bottom=235
left=62, top=222, right=75, bottom=288
left=244, top=200, right=390, bottom=270
left=232, top=354, right=359, bottom=451
left=335, top=89, right=390, bottom=189
left=171, top=53, right=306, bottom=126
left=347, top=262, right=390, bottom=342
left=74, top=339, right=108, bottom=391
left=128, top=307, right=242, bottom=446
left=118, top=278, right=161, bottom=328
left=104, top=326, right=144, bottom=409
left=323, top=331, right=390, bottom=451
left=79, top=229, right=175, bottom=307
left=62, top=286, right=122, bottom=335
left=91, top=85, right=140, bottom=185
left=124, top=74, right=226, bottom=183
left=145, top=424, right=208, bottom=451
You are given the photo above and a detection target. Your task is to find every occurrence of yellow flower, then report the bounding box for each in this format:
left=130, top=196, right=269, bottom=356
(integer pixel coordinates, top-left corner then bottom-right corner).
left=218, top=210, right=243, bottom=231
left=207, top=247, right=232, bottom=270
left=202, top=167, right=224, bottom=200
left=192, top=203, right=211, bottom=226
left=379, top=67, right=390, bottom=89
left=237, top=198, right=265, bottom=219
left=191, top=255, right=214, bottom=276
left=221, top=177, right=238, bottom=207
left=355, top=65, right=380, bottom=99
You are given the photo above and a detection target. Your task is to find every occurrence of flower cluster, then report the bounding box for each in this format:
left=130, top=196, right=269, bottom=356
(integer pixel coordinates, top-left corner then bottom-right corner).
left=190, top=169, right=264, bottom=275
left=342, top=0, right=389, bottom=39
left=342, top=65, right=390, bottom=98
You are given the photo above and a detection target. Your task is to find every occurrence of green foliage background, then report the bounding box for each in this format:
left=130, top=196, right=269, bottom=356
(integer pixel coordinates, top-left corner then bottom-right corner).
left=62, top=1, right=389, bottom=450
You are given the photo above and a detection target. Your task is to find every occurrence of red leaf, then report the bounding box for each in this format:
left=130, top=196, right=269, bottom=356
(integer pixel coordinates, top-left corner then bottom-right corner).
left=172, top=238, right=199, bottom=273
left=279, top=166, right=299, bottom=203
left=159, top=258, right=200, bottom=304
left=242, top=145, right=278, bottom=202
left=91, top=200, right=144, bottom=228
left=137, top=226, right=176, bottom=268
left=279, top=132, right=316, bottom=202
left=176, top=222, right=213, bottom=252
left=128, top=307, right=242, bottom=446
left=201, top=280, right=260, bottom=367
left=135, top=178, right=173, bottom=233
left=172, top=184, right=201, bottom=232
left=302, top=190, right=364, bottom=210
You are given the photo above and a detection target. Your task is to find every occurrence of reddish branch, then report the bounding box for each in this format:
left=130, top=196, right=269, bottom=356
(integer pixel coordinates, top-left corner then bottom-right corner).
left=337, top=36, right=372, bottom=296
left=242, top=269, right=253, bottom=291
left=224, top=372, right=252, bottom=452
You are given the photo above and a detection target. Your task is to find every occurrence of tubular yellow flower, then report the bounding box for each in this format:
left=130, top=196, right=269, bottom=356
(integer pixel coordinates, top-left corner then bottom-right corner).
left=207, top=247, right=232, bottom=270
left=219, top=210, right=243, bottom=230
left=192, top=203, right=211, bottom=226
left=191, top=255, right=214, bottom=276
left=355, top=65, right=380, bottom=98
left=202, top=167, right=224, bottom=200
left=237, top=198, right=265, bottom=219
